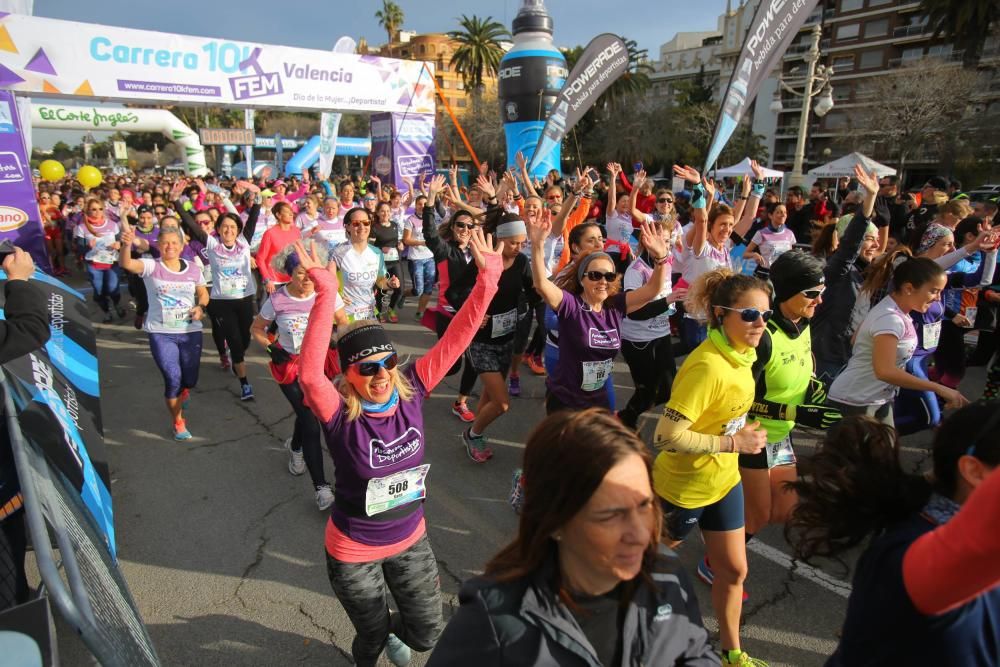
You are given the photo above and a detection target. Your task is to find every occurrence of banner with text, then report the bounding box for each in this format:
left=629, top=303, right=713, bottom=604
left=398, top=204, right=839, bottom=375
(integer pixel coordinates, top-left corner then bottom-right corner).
left=370, top=112, right=436, bottom=190
left=0, top=269, right=114, bottom=556
left=704, top=0, right=820, bottom=170
left=0, top=90, right=50, bottom=272
left=529, top=34, right=629, bottom=173
left=0, top=13, right=434, bottom=114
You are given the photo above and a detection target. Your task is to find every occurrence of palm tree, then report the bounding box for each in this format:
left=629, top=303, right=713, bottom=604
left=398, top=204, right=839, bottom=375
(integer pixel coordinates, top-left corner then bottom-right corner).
left=604, top=38, right=653, bottom=108
left=920, top=0, right=999, bottom=67
left=448, top=15, right=510, bottom=99
left=375, top=0, right=404, bottom=52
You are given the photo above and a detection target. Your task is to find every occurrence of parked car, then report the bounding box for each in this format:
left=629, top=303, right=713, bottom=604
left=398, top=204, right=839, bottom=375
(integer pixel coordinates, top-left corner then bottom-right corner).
left=968, top=184, right=1000, bottom=202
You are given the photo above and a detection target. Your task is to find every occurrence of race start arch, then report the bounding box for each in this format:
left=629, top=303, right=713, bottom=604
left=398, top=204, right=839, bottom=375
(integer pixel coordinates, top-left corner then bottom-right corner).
left=0, top=12, right=435, bottom=169
left=31, top=103, right=209, bottom=175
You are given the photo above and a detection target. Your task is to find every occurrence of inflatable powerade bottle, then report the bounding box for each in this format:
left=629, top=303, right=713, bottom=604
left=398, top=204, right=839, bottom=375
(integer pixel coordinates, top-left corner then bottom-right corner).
left=498, top=0, right=568, bottom=179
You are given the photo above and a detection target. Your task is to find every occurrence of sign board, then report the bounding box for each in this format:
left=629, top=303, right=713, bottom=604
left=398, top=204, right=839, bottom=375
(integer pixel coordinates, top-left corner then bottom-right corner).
left=0, top=91, right=50, bottom=271
left=254, top=135, right=303, bottom=150
left=113, top=140, right=127, bottom=160
left=369, top=112, right=436, bottom=190
left=199, top=127, right=255, bottom=145
left=0, top=13, right=434, bottom=114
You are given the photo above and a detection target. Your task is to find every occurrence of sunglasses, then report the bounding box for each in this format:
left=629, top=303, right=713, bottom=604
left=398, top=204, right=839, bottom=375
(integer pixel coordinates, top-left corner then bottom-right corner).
left=657, top=198, right=674, bottom=203
left=800, top=286, right=826, bottom=299
left=584, top=271, right=617, bottom=282
left=353, top=352, right=398, bottom=376
left=545, top=195, right=561, bottom=201
left=453, top=222, right=478, bottom=230
left=350, top=221, right=371, bottom=228
left=717, top=305, right=772, bottom=323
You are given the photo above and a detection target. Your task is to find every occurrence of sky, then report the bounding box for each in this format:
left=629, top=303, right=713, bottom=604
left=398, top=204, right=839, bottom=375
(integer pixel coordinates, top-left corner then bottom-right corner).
left=29, top=0, right=730, bottom=149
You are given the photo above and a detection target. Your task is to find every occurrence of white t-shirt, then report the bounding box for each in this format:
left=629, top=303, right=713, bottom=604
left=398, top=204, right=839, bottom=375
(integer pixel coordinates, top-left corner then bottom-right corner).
left=310, top=213, right=347, bottom=251
left=331, top=242, right=385, bottom=321
left=259, top=287, right=345, bottom=354
left=750, top=225, right=797, bottom=268
left=829, top=295, right=918, bottom=406
left=205, top=235, right=256, bottom=299
left=75, top=220, right=120, bottom=265
left=140, top=258, right=206, bottom=334
left=622, top=256, right=673, bottom=342
left=605, top=211, right=634, bottom=244
left=404, top=214, right=434, bottom=261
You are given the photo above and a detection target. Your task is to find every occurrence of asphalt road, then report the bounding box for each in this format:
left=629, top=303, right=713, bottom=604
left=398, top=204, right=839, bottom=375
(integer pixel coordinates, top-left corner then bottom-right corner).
left=32, top=282, right=988, bottom=667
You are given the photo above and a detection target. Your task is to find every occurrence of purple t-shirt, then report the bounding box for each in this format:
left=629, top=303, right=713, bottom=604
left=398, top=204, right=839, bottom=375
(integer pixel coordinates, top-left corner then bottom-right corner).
left=546, top=290, right=628, bottom=409
left=322, top=365, right=431, bottom=546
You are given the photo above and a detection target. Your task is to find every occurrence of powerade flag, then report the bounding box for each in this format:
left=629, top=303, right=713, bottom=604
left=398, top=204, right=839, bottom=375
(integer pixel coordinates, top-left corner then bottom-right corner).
left=499, top=0, right=568, bottom=180
left=0, top=270, right=115, bottom=556
left=703, top=0, right=821, bottom=171
left=529, top=33, right=629, bottom=173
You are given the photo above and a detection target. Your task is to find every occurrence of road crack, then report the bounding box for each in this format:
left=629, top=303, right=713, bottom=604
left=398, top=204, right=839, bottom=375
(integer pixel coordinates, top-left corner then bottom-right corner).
left=232, top=494, right=298, bottom=608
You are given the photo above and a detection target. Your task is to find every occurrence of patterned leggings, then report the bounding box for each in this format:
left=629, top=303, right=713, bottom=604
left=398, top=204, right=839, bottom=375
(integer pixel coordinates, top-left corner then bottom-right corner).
left=325, top=533, right=443, bottom=666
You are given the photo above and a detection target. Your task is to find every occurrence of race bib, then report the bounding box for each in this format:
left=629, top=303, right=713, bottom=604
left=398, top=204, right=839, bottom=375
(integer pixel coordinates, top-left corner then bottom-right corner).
left=365, top=464, right=430, bottom=517
left=491, top=308, right=518, bottom=338
left=923, top=321, right=942, bottom=349
left=91, top=236, right=117, bottom=264
left=219, top=272, right=248, bottom=297
left=766, top=436, right=796, bottom=468
left=722, top=413, right=747, bottom=437
left=163, top=306, right=190, bottom=329
left=581, top=358, right=614, bottom=392
left=383, top=248, right=399, bottom=262
left=963, top=307, right=977, bottom=327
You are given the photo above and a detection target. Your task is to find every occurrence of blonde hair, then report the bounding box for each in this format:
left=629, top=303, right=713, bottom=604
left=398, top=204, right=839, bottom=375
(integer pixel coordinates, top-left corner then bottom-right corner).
left=684, top=268, right=770, bottom=327
left=334, top=319, right=415, bottom=421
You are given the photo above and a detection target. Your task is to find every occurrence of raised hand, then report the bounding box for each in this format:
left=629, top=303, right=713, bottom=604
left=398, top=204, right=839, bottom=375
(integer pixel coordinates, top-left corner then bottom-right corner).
left=468, top=226, right=502, bottom=270
left=638, top=220, right=667, bottom=259
left=428, top=174, right=446, bottom=196
left=854, top=165, right=879, bottom=195
left=703, top=176, right=717, bottom=205
left=292, top=240, right=326, bottom=273
left=634, top=168, right=648, bottom=186
left=515, top=151, right=527, bottom=171
left=750, top=159, right=764, bottom=181
left=526, top=213, right=551, bottom=246
left=672, top=165, right=701, bottom=183
left=476, top=174, right=496, bottom=199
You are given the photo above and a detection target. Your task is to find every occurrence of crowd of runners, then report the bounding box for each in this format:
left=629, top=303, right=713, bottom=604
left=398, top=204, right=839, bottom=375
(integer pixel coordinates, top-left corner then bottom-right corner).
left=29, top=161, right=1000, bottom=666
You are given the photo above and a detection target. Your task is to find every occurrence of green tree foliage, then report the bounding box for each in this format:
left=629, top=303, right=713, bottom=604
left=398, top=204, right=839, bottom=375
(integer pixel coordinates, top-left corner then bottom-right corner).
left=448, top=15, right=510, bottom=95
left=920, top=0, right=999, bottom=67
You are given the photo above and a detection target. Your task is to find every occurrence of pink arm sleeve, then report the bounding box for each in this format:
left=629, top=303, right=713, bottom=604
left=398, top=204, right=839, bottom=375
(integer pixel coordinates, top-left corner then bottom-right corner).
left=903, top=468, right=1000, bottom=616
left=257, top=232, right=276, bottom=283
left=415, top=255, right=501, bottom=391
left=299, top=268, right=342, bottom=423
left=290, top=183, right=309, bottom=202
left=194, top=192, right=207, bottom=211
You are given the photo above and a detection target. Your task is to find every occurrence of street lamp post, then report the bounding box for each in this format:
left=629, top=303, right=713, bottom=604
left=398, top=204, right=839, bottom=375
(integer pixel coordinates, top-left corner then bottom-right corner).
left=769, top=24, right=835, bottom=187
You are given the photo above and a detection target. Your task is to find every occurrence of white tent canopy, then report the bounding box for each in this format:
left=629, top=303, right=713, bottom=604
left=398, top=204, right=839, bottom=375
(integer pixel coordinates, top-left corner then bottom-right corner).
left=713, top=157, right=784, bottom=179
left=808, top=152, right=897, bottom=178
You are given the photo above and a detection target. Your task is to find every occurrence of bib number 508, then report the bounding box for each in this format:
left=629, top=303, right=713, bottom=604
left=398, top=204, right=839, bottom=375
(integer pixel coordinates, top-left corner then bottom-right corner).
left=388, top=480, right=409, bottom=495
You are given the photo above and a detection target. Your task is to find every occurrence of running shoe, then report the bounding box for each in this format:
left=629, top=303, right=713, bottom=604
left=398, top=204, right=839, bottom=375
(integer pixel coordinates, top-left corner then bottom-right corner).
left=240, top=383, right=255, bottom=401
left=102, top=311, right=113, bottom=324
left=178, top=388, right=191, bottom=410
left=451, top=401, right=475, bottom=423
left=173, top=419, right=192, bottom=441
left=286, top=438, right=305, bottom=476
left=414, top=310, right=423, bottom=321
left=315, top=484, right=334, bottom=511
left=133, top=314, right=144, bottom=330
left=462, top=428, right=493, bottom=463
left=509, top=469, right=525, bottom=514
left=525, top=354, right=546, bottom=376
left=508, top=373, right=521, bottom=397
left=220, top=354, right=231, bottom=371
left=698, top=557, right=749, bottom=601
left=388, top=309, right=399, bottom=323
left=721, top=650, right=769, bottom=666
left=378, top=312, right=389, bottom=323
left=115, top=305, right=127, bottom=319
left=384, top=633, right=411, bottom=667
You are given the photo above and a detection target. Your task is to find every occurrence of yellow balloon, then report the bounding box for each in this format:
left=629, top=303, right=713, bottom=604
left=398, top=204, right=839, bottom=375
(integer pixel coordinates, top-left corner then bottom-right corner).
left=77, top=165, right=103, bottom=190
left=39, top=159, right=65, bottom=182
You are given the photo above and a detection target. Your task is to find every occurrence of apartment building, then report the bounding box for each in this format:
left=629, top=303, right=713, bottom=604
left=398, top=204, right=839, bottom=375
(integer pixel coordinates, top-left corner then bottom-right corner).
left=772, top=0, right=1000, bottom=180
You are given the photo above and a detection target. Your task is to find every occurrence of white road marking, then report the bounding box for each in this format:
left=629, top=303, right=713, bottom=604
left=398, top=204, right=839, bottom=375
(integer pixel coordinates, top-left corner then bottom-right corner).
left=747, top=540, right=852, bottom=599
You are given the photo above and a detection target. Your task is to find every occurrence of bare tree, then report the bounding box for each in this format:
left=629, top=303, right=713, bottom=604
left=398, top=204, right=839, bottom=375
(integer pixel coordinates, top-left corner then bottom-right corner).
left=846, top=61, right=977, bottom=181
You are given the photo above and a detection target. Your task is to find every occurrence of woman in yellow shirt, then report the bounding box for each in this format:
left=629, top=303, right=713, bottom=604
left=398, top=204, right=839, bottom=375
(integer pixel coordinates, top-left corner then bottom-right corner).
left=652, top=267, right=770, bottom=667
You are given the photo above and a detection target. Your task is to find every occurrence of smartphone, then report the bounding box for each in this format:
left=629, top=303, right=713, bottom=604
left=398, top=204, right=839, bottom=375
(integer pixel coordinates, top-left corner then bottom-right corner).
left=0, top=240, right=16, bottom=263
left=587, top=168, right=599, bottom=182
left=633, top=161, right=643, bottom=173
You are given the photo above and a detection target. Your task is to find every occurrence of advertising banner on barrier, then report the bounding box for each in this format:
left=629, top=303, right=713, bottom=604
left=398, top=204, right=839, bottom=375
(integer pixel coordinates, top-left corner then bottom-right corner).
left=703, top=0, right=820, bottom=171
left=0, top=90, right=50, bottom=272
left=528, top=33, right=629, bottom=173
left=369, top=112, right=436, bottom=190
left=0, top=13, right=434, bottom=114
left=0, top=269, right=114, bottom=555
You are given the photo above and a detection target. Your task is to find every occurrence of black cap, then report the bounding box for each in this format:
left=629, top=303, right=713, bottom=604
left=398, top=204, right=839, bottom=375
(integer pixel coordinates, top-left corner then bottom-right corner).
left=136, top=204, right=153, bottom=215
left=769, top=250, right=825, bottom=304
left=925, top=176, right=948, bottom=191
left=512, top=0, right=553, bottom=35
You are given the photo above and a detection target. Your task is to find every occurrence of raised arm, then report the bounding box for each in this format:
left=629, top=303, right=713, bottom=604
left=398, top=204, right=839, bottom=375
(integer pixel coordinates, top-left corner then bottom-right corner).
left=422, top=174, right=449, bottom=260
left=734, top=161, right=765, bottom=238
left=625, top=222, right=669, bottom=313
left=173, top=198, right=208, bottom=245
left=607, top=162, right=619, bottom=215
left=416, top=229, right=502, bottom=390
left=527, top=215, right=564, bottom=309
left=629, top=169, right=648, bottom=223
left=516, top=151, right=538, bottom=199
left=242, top=203, right=261, bottom=243
left=296, top=242, right=342, bottom=423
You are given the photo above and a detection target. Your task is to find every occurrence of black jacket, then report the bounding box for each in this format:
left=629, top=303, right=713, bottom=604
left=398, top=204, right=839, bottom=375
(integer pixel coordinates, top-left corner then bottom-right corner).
left=428, top=548, right=719, bottom=666
left=811, top=210, right=876, bottom=371
left=1, top=279, right=52, bottom=510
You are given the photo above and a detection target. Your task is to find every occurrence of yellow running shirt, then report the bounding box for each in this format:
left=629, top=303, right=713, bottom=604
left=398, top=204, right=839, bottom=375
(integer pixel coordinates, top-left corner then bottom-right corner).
left=653, top=327, right=756, bottom=508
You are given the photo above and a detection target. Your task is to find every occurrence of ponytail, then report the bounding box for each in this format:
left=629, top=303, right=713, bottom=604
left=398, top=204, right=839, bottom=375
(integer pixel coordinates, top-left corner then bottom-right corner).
left=685, top=268, right=770, bottom=327
left=860, top=247, right=912, bottom=296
